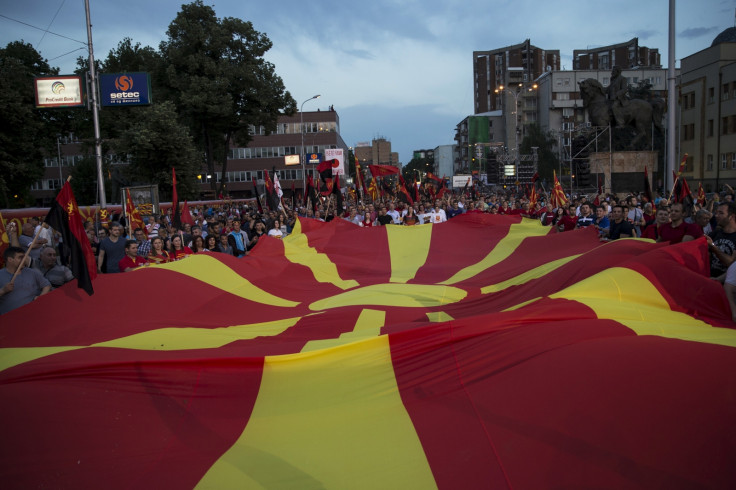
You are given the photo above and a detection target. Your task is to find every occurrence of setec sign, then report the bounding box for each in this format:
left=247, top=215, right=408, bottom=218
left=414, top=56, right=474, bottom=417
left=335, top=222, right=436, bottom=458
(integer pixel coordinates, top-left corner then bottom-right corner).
left=99, top=73, right=151, bottom=106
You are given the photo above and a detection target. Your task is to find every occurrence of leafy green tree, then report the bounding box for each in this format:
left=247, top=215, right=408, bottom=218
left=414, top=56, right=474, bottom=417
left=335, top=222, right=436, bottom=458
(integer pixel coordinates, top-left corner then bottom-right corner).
left=0, top=41, right=59, bottom=207
left=69, top=156, right=111, bottom=205
left=402, top=155, right=434, bottom=182
left=159, top=1, right=296, bottom=196
left=520, top=123, right=559, bottom=182
left=112, top=101, right=200, bottom=201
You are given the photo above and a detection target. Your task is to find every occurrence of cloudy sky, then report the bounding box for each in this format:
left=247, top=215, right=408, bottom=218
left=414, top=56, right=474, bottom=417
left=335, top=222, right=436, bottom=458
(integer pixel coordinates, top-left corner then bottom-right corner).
left=2, top=0, right=734, bottom=163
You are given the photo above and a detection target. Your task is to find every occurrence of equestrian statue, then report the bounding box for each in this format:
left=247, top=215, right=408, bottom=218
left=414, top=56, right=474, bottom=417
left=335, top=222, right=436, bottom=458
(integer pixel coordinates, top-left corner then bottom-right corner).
left=578, top=66, right=665, bottom=150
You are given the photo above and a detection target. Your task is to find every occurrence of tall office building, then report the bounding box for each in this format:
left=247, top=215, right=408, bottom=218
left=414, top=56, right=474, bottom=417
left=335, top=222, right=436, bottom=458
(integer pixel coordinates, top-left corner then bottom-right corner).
left=354, top=137, right=399, bottom=166
left=473, top=39, right=560, bottom=115
left=573, top=37, right=661, bottom=71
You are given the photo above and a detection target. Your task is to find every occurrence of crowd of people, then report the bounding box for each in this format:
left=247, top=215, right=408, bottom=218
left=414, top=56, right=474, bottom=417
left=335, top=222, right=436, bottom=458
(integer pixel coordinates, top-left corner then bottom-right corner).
left=2, top=187, right=736, bottom=318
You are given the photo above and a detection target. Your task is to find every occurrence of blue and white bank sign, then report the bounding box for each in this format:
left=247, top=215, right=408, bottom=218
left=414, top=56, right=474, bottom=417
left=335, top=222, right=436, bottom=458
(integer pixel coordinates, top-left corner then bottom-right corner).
left=100, top=73, right=151, bottom=106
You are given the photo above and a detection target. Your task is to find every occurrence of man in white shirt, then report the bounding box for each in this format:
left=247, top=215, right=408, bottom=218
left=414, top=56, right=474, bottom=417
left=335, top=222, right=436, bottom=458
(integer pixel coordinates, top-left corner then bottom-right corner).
left=386, top=203, right=401, bottom=225
left=429, top=204, right=447, bottom=224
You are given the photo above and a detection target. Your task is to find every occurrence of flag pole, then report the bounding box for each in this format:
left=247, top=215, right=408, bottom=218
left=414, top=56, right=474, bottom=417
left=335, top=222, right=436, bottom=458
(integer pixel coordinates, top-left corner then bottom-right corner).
left=10, top=225, right=43, bottom=285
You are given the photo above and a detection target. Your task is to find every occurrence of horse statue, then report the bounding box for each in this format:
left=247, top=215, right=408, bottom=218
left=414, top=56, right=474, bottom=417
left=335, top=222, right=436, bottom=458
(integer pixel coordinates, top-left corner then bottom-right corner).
left=578, top=78, right=665, bottom=149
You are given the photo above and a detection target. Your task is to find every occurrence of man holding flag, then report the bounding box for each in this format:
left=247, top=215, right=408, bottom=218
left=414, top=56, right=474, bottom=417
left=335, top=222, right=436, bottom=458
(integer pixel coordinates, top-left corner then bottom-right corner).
left=44, top=180, right=97, bottom=294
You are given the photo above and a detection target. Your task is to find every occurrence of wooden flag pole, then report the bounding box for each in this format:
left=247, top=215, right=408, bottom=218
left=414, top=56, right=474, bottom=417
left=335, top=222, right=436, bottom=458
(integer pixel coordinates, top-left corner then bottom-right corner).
left=10, top=225, right=42, bottom=285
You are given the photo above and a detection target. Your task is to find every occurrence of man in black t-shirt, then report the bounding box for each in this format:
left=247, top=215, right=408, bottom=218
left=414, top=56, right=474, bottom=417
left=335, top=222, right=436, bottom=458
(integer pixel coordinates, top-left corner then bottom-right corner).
left=708, top=202, right=736, bottom=278
left=607, top=205, right=634, bottom=240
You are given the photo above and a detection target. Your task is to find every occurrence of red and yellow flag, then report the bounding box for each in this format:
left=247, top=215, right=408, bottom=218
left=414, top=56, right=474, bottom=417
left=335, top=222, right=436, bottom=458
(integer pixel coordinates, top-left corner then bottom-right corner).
left=367, top=178, right=379, bottom=201
left=550, top=170, right=569, bottom=209
left=125, top=188, right=147, bottom=236
left=678, top=153, right=689, bottom=176
left=1, top=216, right=734, bottom=488
left=697, top=182, right=706, bottom=205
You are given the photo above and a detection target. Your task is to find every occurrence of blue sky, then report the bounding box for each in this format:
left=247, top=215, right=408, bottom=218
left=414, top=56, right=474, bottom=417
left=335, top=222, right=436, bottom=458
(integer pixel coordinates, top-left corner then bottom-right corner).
left=1, top=0, right=734, bottom=163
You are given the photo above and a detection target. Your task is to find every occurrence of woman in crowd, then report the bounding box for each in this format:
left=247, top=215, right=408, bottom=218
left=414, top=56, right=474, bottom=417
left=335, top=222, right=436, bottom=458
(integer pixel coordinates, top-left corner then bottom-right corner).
left=191, top=235, right=206, bottom=254
left=204, top=234, right=219, bottom=252
left=402, top=206, right=419, bottom=226
left=169, top=234, right=192, bottom=260
left=268, top=219, right=284, bottom=239
left=551, top=207, right=565, bottom=229
left=147, top=236, right=170, bottom=264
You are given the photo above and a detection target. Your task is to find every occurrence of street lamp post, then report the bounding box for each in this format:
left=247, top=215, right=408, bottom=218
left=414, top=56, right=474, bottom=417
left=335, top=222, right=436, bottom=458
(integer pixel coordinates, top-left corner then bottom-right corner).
left=300, top=94, right=321, bottom=192
left=495, top=83, right=537, bottom=181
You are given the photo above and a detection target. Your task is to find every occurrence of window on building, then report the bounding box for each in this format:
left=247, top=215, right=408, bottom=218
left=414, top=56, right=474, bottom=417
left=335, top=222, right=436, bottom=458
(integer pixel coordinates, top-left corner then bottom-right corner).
left=723, top=117, right=729, bottom=135
left=707, top=155, right=714, bottom=171
left=722, top=154, right=728, bottom=170
left=690, top=93, right=695, bottom=107
left=709, top=119, right=714, bottom=137
left=724, top=83, right=731, bottom=100
left=732, top=153, right=736, bottom=170
left=709, top=87, right=715, bottom=104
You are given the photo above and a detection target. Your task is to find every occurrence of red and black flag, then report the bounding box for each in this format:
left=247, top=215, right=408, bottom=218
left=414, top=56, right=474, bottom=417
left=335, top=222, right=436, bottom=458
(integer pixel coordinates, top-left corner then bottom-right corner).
left=332, top=173, right=344, bottom=216
left=398, top=175, right=414, bottom=206
left=354, top=158, right=366, bottom=202
left=252, top=177, right=264, bottom=214
left=304, top=174, right=318, bottom=211
left=426, top=172, right=443, bottom=184
left=318, top=160, right=337, bottom=196
left=436, top=176, right=448, bottom=200
left=171, top=167, right=181, bottom=229
left=368, top=164, right=400, bottom=178
left=680, top=175, right=694, bottom=206
left=44, top=181, right=97, bottom=295
left=264, top=170, right=279, bottom=211
left=381, top=178, right=395, bottom=198
left=411, top=176, right=419, bottom=202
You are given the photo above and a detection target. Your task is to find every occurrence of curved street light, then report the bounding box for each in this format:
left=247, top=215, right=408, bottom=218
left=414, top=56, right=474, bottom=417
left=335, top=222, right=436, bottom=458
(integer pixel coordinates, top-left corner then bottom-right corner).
left=495, top=83, right=537, bottom=179
left=300, top=95, right=321, bottom=192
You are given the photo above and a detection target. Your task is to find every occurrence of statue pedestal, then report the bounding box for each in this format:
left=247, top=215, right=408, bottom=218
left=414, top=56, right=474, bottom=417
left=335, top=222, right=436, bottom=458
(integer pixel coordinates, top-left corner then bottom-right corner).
left=589, top=151, right=658, bottom=197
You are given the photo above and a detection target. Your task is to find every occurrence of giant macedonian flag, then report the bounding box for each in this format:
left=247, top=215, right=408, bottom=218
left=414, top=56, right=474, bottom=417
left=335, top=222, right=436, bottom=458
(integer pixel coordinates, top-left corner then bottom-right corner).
left=1, top=215, right=735, bottom=488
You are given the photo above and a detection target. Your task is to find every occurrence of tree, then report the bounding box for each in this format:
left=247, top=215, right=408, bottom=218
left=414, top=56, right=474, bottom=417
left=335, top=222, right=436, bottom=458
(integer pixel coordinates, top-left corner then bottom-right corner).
left=112, top=101, right=200, bottom=201
left=159, top=1, right=296, bottom=196
left=519, top=123, right=559, bottom=183
left=69, top=156, right=111, bottom=205
left=0, top=42, right=58, bottom=207
left=402, top=155, right=434, bottom=182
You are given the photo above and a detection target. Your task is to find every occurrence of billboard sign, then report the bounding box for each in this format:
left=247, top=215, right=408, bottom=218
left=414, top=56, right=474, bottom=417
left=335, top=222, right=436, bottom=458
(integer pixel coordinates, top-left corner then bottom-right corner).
left=100, top=72, right=151, bottom=106
left=307, top=153, right=322, bottom=165
left=34, top=76, right=84, bottom=108
left=324, top=148, right=344, bottom=175
left=452, top=175, right=472, bottom=188
left=284, top=155, right=300, bottom=166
